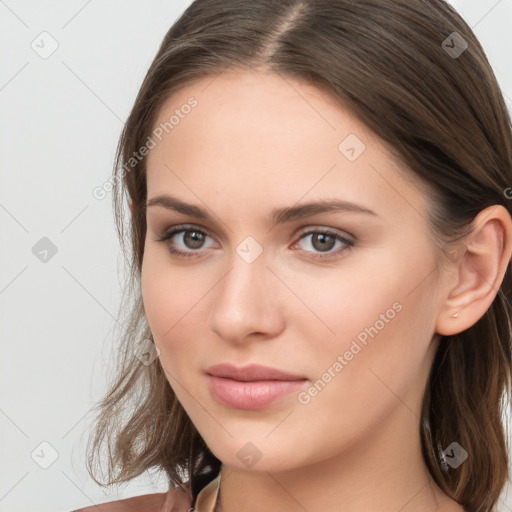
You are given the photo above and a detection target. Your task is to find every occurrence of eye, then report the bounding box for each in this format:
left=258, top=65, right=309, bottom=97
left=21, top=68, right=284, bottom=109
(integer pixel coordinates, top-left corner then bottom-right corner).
left=292, top=228, right=354, bottom=259
left=155, top=225, right=355, bottom=261
left=154, top=224, right=216, bottom=259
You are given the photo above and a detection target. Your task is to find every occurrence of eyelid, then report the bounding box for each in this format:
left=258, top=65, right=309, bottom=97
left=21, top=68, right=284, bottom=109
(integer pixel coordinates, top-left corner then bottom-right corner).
left=294, top=225, right=354, bottom=240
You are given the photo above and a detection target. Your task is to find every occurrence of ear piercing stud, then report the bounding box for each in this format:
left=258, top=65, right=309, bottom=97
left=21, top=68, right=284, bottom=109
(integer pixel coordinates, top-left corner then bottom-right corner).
left=451, top=312, right=459, bottom=318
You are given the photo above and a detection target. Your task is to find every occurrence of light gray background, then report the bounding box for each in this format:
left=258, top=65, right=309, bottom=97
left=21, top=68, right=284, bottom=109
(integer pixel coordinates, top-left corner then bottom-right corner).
left=1, top=1, right=511, bottom=511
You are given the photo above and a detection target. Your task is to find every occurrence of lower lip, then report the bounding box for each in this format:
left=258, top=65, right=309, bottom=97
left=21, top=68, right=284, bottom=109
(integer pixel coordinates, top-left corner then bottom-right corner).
left=207, top=375, right=307, bottom=410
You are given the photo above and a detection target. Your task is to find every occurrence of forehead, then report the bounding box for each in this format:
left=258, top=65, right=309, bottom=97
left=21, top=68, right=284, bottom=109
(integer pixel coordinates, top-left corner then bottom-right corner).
left=145, top=70, right=429, bottom=224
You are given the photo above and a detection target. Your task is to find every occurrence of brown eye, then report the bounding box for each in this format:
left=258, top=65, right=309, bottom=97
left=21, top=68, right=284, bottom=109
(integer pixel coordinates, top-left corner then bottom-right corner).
left=294, top=229, right=354, bottom=260
left=183, top=230, right=206, bottom=249
left=310, top=233, right=336, bottom=252
left=155, top=225, right=216, bottom=258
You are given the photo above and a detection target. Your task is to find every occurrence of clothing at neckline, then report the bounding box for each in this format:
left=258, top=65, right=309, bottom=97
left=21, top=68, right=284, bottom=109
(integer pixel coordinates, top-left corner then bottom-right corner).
left=193, top=471, right=221, bottom=511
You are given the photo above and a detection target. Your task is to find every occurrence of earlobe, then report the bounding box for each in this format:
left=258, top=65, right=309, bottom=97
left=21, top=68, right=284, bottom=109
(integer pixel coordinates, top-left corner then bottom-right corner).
left=436, top=205, right=512, bottom=336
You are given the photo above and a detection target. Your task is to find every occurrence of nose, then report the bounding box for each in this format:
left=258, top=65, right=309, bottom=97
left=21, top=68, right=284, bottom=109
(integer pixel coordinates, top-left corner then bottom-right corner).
left=208, top=249, right=286, bottom=345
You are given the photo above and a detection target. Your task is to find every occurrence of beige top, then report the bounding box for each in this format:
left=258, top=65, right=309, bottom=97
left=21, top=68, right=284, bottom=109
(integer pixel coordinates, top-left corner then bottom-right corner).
left=193, top=472, right=221, bottom=512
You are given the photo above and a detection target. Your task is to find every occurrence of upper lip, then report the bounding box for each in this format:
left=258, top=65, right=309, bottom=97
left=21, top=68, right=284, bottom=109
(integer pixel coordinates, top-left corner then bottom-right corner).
left=206, top=363, right=306, bottom=382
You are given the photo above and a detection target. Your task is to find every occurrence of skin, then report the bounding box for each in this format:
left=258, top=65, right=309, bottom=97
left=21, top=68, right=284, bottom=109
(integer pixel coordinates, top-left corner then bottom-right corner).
left=139, top=69, right=512, bottom=512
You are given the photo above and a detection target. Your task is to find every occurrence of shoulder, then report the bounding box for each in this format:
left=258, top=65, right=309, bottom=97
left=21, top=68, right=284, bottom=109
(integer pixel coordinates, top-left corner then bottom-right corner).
left=69, top=484, right=193, bottom=512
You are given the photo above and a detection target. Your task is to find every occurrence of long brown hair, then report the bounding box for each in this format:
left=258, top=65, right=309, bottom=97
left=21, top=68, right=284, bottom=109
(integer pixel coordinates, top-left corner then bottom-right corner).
left=86, top=1, right=512, bottom=510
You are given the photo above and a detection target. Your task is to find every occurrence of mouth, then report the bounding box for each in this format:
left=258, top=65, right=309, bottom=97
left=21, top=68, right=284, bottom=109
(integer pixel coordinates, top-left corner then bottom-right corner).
left=205, top=363, right=308, bottom=410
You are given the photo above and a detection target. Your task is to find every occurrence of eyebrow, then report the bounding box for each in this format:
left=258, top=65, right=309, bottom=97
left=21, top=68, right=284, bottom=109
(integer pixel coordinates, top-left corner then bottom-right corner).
left=145, top=194, right=378, bottom=225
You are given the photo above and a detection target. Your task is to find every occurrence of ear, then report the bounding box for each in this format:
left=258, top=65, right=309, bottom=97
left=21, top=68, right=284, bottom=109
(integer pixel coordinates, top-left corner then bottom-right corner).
left=436, top=205, right=512, bottom=336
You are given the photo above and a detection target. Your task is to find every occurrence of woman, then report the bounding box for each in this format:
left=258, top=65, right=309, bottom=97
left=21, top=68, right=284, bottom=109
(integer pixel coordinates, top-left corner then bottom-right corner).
left=74, top=0, right=512, bottom=511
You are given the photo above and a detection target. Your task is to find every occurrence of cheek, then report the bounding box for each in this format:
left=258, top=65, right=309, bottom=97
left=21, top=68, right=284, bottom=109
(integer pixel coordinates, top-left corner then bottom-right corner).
left=140, top=248, right=215, bottom=372
left=141, top=249, right=183, bottom=344
left=282, top=254, right=410, bottom=359
left=293, top=252, right=438, bottom=432
left=305, top=241, right=436, bottom=349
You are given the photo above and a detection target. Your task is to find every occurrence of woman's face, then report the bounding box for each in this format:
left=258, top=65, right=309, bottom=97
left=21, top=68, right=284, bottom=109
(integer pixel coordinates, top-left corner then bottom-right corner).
left=141, top=70, right=449, bottom=472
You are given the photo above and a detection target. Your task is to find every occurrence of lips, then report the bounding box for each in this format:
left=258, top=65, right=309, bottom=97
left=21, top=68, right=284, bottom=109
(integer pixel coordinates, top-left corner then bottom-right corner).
left=205, top=363, right=306, bottom=382
left=205, top=363, right=308, bottom=410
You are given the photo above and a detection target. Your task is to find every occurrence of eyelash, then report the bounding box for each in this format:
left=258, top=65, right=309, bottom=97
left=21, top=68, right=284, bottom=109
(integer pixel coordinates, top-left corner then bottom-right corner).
left=154, top=224, right=355, bottom=261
